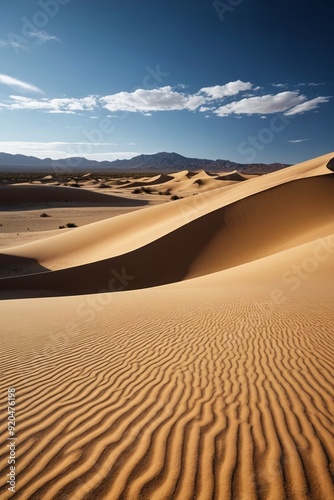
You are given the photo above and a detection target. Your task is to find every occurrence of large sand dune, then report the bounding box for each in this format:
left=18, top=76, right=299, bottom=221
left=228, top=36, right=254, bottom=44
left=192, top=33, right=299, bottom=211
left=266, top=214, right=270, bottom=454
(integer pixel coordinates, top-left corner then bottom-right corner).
left=0, top=153, right=334, bottom=499
left=1, top=173, right=334, bottom=298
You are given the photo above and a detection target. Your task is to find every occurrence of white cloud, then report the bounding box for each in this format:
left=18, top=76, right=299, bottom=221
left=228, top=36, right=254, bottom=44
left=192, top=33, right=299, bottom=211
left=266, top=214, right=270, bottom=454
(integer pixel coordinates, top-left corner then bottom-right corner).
left=215, top=91, right=306, bottom=116
left=288, top=139, right=309, bottom=143
left=297, top=82, right=326, bottom=87
left=0, top=40, right=27, bottom=51
left=1, top=31, right=59, bottom=50
left=0, top=81, right=331, bottom=119
left=272, top=83, right=287, bottom=88
left=2, top=95, right=97, bottom=113
left=284, top=96, right=331, bottom=116
left=99, top=82, right=252, bottom=114
left=199, top=106, right=213, bottom=112
left=7, top=40, right=28, bottom=52
left=0, top=141, right=134, bottom=161
left=199, top=80, right=252, bottom=99
left=83, top=152, right=139, bottom=161
left=28, top=31, right=60, bottom=44
left=0, top=74, right=43, bottom=93
left=100, top=86, right=206, bottom=113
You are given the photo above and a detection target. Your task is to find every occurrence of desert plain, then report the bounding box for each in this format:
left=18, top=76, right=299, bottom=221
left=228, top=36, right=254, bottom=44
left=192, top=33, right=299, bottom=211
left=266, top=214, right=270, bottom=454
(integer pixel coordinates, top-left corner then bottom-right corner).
left=0, top=153, right=334, bottom=499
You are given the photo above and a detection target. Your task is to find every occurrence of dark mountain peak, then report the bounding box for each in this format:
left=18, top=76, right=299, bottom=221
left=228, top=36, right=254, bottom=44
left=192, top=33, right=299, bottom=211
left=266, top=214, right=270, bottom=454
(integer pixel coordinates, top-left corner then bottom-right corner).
left=0, top=151, right=290, bottom=174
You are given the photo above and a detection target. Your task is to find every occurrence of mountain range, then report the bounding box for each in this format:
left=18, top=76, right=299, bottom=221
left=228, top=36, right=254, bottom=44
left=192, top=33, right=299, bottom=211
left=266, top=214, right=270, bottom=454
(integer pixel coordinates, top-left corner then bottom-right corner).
left=0, top=151, right=289, bottom=174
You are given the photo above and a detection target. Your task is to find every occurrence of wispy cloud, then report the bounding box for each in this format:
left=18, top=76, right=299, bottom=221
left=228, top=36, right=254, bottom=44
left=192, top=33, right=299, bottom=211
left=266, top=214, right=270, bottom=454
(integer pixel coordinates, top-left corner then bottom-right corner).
left=284, top=96, right=331, bottom=116
left=288, top=139, right=309, bottom=143
left=0, top=30, right=59, bottom=52
left=0, top=39, right=28, bottom=52
left=82, top=152, right=139, bottom=161
left=214, top=91, right=306, bottom=116
left=0, top=74, right=43, bottom=93
left=0, top=141, right=135, bottom=161
left=28, top=31, right=60, bottom=44
left=0, top=95, right=97, bottom=112
left=297, top=82, right=326, bottom=87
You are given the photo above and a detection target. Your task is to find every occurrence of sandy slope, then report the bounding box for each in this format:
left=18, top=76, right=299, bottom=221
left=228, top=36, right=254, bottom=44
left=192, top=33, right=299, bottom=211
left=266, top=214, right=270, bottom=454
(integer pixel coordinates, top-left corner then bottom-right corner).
left=1, top=153, right=333, bottom=274
left=0, top=152, right=334, bottom=499
left=1, top=167, right=334, bottom=297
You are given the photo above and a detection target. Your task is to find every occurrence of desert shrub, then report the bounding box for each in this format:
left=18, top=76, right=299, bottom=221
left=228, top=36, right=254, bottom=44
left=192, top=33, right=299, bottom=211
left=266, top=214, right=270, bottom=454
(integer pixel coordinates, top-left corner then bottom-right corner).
left=171, top=195, right=180, bottom=200
left=40, top=213, right=50, bottom=217
left=132, top=188, right=142, bottom=194
left=66, top=222, right=77, bottom=228
left=141, top=186, right=153, bottom=194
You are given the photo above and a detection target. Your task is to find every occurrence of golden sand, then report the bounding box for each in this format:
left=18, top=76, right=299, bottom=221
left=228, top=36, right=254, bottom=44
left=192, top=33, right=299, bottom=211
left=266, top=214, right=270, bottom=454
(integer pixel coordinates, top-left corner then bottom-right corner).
left=0, top=153, right=333, bottom=499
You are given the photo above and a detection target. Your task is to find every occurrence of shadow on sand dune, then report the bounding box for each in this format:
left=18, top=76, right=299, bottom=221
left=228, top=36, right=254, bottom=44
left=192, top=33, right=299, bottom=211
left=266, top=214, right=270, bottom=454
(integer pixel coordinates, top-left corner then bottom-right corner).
left=326, top=157, right=334, bottom=172
left=0, top=185, right=148, bottom=210
left=0, top=254, right=48, bottom=279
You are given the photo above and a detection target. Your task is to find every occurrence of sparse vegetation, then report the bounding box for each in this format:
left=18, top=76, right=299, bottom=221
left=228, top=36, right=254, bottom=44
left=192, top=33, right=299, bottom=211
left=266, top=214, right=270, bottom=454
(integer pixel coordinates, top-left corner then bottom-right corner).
left=141, top=187, right=153, bottom=194
left=171, top=195, right=180, bottom=200
left=40, top=213, right=51, bottom=217
left=132, top=188, right=142, bottom=194
left=66, top=222, right=78, bottom=228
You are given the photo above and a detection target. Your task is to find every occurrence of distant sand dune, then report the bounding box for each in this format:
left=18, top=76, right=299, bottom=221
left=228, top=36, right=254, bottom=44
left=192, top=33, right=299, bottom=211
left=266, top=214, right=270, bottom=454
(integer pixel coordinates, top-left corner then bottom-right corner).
left=124, top=173, right=174, bottom=188
left=216, top=171, right=247, bottom=182
left=122, top=171, right=228, bottom=194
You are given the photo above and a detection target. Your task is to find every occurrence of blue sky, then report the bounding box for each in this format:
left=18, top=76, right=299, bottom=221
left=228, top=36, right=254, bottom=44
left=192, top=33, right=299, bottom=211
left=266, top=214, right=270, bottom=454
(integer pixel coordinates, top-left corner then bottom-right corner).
left=0, top=0, right=333, bottom=164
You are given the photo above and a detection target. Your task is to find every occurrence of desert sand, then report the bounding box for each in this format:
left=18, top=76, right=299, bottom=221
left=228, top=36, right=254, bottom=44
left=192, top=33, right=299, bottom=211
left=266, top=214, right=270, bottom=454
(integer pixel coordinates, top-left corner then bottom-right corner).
left=0, top=153, right=334, bottom=499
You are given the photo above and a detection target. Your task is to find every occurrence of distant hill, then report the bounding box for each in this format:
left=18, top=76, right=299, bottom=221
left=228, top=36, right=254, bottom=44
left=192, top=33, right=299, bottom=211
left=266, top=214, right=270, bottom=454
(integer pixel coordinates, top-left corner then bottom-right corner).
left=0, top=151, right=290, bottom=174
